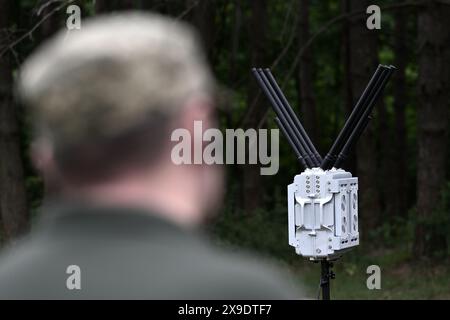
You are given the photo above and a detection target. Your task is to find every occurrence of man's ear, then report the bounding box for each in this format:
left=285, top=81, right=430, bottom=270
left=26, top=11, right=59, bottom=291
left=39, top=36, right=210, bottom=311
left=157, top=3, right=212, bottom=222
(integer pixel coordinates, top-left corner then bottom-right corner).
left=31, top=138, right=65, bottom=193
left=31, top=138, right=54, bottom=173
left=179, top=95, right=216, bottom=131
left=175, top=96, right=216, bottom=159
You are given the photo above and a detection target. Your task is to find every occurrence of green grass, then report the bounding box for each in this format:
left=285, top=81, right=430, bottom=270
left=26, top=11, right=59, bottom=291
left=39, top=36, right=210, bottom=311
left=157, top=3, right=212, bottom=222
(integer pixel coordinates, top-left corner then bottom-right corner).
left=285, top=252, right=450, bottom=299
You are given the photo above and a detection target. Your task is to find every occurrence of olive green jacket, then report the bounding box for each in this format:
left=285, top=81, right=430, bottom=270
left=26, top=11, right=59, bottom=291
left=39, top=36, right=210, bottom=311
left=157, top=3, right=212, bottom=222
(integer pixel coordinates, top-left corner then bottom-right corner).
left=0, top=202, right=302, bottom=299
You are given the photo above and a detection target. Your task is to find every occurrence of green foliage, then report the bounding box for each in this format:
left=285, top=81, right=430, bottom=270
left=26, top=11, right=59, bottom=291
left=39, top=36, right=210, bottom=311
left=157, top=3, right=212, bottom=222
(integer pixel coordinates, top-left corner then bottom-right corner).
left=367, top=214, right=415, bottom=249
left=210, top=186, right=294, bottom=262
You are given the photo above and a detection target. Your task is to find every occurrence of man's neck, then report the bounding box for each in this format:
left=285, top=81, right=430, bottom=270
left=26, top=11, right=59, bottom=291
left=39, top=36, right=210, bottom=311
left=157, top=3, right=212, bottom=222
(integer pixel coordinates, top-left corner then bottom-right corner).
left=61, top=168, right=203, bottom=227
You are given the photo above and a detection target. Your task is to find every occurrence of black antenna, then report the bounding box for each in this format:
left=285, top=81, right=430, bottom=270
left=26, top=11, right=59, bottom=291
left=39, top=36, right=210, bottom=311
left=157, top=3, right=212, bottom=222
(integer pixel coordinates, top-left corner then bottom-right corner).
left=256, top=69, right=317, bottom=167
left=333, top=66, right=395, bottom=168
left=252, top=68, right=314, bottom=168
left=320, top=65, right=387, bottom=170
left=275, top=117, right=308, bottom=168
left=333, top=117, right=372, bottom=169
left=263, top=68, right=322, bottom=166
left=252, top=64, right=394, bottom=171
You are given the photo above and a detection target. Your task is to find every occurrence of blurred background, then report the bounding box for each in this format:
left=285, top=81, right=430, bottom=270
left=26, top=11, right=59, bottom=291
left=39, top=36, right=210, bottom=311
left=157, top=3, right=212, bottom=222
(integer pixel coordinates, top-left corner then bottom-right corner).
left=0, top=0, right=449, bottom=299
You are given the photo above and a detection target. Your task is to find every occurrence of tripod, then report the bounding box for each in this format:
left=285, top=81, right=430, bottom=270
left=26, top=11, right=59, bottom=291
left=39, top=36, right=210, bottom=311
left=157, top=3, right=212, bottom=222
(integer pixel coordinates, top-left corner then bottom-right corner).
left=320, top=260, right=335, bottom=300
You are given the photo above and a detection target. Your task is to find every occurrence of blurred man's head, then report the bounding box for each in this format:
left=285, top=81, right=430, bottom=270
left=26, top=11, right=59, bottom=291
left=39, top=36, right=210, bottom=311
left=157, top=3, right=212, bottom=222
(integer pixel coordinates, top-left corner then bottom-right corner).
left=17, top=12, right=223, bottom=226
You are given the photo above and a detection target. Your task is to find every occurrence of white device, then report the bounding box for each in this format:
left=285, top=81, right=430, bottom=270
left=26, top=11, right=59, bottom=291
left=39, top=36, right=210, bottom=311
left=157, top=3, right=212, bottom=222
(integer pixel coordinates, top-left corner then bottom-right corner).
left=287, top=167, right=359, bottom=261
left=253, top=65, right=394, bottom=299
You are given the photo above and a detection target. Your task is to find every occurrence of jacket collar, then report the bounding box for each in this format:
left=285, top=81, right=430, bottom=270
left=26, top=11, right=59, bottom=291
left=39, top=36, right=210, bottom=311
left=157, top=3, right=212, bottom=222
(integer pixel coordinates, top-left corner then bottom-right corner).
left=33, top=198, right=202, bottom=242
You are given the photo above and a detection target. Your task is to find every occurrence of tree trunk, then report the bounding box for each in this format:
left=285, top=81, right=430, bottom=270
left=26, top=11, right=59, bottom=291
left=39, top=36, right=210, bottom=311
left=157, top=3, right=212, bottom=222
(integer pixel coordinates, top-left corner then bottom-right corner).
left=349, top=0, right=380, bottom=233
left=0, top=0, right=29, bottom=242
left=187, top=0, right=215, bottom=60
left=137, top=0, right=155, bottom=10
left=392, top=7, right=408, bottom=218
left=95, top=0, right=115, bottom=13
left=340, top=0, right=356, bottom=173
left=378, top=92, right=394, bottom=221
left=96, top=0, right=137, bottom=13
left=297, top=0, right=318, bottom=146
left=40, top=3, right=60, bottom=40
left=241, top=0, right=268, bottom=213
left=229, top=1, right=242, bottom=84
left=226, top=0, right=242, bottom=128
left=413, top=1, right=450, bottom=257
left=115, top=0, right=136, bottom=10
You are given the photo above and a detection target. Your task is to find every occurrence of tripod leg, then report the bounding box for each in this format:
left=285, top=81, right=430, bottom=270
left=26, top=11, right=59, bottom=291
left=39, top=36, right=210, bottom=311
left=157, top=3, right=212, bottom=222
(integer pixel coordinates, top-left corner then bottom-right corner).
left=320, top=260, right=333, bottom=300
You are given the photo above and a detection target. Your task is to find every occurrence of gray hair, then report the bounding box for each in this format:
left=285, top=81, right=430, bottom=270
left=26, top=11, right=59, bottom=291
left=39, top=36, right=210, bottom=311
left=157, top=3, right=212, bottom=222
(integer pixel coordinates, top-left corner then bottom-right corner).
left=18, top=11, right=216, bottom=147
